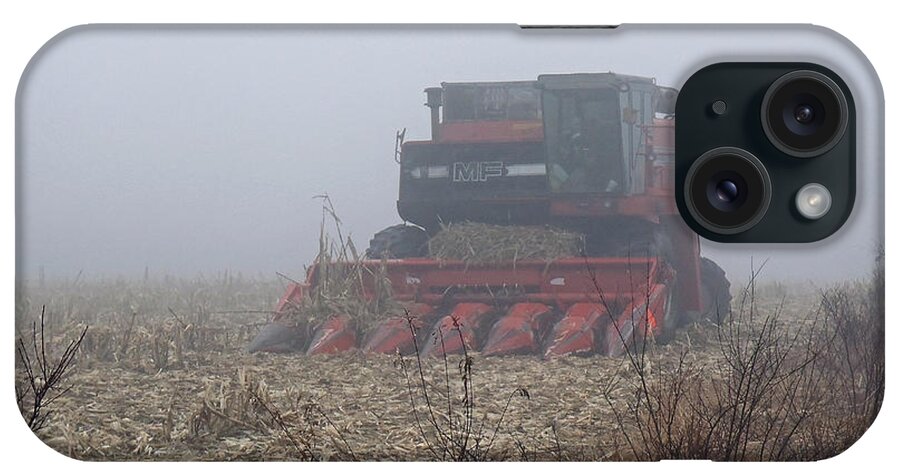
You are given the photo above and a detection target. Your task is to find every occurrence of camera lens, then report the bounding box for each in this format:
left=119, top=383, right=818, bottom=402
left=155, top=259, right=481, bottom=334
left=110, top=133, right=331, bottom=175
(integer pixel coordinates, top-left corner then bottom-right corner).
left=761, top=70, right=848, bottom=158
left=684, top=147, right=771, bottom=235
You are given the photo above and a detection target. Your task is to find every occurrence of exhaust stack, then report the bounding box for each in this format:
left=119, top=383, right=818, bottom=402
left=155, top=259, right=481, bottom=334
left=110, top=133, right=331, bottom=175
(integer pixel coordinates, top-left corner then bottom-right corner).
left=424, top=87, right=442, bottom=142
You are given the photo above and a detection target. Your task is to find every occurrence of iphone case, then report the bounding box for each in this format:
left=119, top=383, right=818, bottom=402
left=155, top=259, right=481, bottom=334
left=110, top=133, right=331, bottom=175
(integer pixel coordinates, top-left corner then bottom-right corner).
left=15, top=24, right=884, bottom=461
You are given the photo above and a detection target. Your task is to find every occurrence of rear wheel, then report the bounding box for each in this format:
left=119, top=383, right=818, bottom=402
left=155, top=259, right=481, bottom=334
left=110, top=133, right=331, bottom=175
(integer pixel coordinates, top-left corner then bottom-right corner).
left=699, top=257, right=731, bottom=322
left=366, top=224, right=428, bottom=259
left=659, top=257, right=731, bottom=343
left=655, top=278, right=680, bottom=344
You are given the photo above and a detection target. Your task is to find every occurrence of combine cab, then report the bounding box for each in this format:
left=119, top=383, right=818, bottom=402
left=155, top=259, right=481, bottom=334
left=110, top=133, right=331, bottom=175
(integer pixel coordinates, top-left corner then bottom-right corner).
left=250, top=73, right=730, bottom=357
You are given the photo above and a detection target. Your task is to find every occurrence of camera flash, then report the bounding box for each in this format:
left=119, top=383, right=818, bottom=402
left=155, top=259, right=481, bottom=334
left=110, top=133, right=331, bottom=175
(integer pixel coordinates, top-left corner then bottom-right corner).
left=795, top=183, right=832, bottom=220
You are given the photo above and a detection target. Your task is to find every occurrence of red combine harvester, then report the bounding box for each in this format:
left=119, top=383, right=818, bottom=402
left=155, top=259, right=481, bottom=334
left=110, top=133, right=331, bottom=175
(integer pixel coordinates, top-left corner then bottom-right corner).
left=250, top=73, right=731, bottom=357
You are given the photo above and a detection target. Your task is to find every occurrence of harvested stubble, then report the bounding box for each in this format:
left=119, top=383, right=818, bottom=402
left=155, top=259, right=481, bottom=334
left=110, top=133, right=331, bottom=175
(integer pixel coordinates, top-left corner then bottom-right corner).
left=427, top=222, right=585, bottom=264
left=40, top=351, right=627, bottom=460
left=25, top=273, right=863, bottom=461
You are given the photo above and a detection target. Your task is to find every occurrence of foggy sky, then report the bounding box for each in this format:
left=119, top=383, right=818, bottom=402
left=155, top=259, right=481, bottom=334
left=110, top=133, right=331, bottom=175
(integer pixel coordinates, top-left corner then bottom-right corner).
left=17, top=25, right=882, bottom=283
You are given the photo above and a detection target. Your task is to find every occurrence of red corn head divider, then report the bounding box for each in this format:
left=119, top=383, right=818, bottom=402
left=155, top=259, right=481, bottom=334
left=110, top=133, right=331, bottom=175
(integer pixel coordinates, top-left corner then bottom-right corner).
left=543, top=303, right=608, bottom=358
left=482, top=303, right=553, bottom=356
left=362, top=303, right=435, bottom=355
left=422, top=302, right=493, bottom=357
left=603, top=283, right=670, bottom=357
left=306, top=315, right=357, bottom=355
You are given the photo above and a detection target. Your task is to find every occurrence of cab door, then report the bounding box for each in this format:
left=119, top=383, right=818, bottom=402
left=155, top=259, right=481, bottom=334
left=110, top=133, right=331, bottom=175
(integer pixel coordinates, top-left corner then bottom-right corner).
left=543, top=87, right=624, bottom=194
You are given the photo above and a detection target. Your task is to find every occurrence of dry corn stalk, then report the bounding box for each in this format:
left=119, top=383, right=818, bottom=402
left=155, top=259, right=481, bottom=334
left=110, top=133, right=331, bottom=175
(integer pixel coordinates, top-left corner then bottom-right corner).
left=428, top=222, right=584, bottom=264
left=284, top=196, right=404, bottom=335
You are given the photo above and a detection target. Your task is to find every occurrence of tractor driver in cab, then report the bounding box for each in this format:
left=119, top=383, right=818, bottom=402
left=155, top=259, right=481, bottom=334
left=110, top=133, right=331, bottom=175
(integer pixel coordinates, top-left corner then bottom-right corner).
left=548, top=90, right=623, bottom=194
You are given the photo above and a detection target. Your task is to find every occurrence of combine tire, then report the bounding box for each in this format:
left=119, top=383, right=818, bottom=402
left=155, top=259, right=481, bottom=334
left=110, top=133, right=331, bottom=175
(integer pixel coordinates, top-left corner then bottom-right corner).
left=366, top=224, right=428, bottom=259
left=699, top=257, right=731, bottom=322
left=659, top=258, right=730, bottom=344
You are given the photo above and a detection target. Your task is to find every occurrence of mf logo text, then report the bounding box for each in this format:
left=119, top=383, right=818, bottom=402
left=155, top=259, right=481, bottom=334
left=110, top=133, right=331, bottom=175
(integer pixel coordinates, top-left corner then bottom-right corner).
left=452, top=161, right=503, bottom=182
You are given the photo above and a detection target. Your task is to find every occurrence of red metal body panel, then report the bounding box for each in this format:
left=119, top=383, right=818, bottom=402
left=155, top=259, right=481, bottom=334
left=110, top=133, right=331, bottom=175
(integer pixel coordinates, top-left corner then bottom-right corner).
left=548, top=194, right=677, bottom=218
left=281, top=257, right=663, bottom=308
left=437, top=120, right=543, bottom=143
left=646, top=118, right=675, bottom=155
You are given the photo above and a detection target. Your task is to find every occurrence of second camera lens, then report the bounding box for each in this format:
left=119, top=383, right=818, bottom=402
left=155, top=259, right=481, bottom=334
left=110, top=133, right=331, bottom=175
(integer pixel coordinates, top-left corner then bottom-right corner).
left=762, top=70, right=849, bottom=158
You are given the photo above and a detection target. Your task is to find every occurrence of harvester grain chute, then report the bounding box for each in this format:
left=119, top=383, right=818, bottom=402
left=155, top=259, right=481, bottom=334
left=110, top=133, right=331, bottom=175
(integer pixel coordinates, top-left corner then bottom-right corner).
left=249, top=73, right=731, bottom=357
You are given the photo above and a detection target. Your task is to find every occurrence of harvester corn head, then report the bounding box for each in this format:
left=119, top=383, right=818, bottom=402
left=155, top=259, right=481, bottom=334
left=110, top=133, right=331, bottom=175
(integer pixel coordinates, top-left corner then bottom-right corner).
left=249, top=73, right=731, bottom=358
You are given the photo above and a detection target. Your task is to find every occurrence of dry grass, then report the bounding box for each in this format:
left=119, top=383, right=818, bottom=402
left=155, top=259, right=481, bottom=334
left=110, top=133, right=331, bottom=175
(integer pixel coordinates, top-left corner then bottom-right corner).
left=600, top=254, right=885, bottom=461
left=17, top=273, right=282, bottom=373
left=188, top=368, right=356, bottom=460
left=394, top=311, right=531, bottom=461
left=15, top=279, right=621, bottom=461
left=15, top=306, right=87, bottom=431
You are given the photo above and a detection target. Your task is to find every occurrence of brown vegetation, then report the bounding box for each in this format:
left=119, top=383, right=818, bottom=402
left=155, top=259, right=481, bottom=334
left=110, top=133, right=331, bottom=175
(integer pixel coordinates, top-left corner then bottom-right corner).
left=601, top=254, right=884, bottom=461
left=280, top=195, right=402, bottom=336
left=14, top=252, right=883, bottom=461
left=394, top=310, right=531, bottom=461
left=16, top=306, right=87, bottom=431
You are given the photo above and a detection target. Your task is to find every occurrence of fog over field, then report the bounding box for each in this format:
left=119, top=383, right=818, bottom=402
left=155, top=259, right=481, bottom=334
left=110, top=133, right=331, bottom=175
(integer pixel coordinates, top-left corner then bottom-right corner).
left=17, top=26, right=881, bottom=282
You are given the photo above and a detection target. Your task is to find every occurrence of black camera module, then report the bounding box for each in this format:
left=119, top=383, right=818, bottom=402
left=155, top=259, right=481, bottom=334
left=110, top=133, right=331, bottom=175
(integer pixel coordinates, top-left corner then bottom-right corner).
left=677, top=63, right=855, bottom=242
left=761, top=70, right=849, bottom=158
left=684, top=147, right=772, bottom=235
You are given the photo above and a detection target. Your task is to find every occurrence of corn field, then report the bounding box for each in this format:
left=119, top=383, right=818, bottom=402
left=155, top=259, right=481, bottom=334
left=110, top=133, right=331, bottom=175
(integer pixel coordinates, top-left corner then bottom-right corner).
left=14, top=255, right=883, bottom=460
